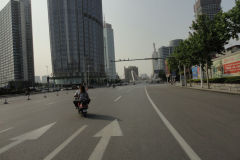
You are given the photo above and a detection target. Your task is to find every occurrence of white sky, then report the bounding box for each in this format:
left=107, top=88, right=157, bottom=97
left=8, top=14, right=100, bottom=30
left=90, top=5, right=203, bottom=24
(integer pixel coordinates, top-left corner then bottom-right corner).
left=0, top=0, right=238, bottom=78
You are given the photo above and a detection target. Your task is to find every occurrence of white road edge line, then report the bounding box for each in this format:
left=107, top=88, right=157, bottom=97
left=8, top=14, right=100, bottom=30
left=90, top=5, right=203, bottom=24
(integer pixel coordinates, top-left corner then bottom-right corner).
left=145, top=87, right=201, bottom=160
left=0, top=127, right=13, bottom=134
left=43, top=125, right=87, bottom=160
left=114, top=96, right=122, bottom=102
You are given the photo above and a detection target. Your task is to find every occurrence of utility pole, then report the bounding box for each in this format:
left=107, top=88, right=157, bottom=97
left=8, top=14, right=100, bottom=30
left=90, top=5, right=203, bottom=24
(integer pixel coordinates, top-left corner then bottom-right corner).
left=46, top=66, right=49, bottom=76
left=200, top=64, right=203, bottom=88
left=88, top=65, right=90, bottom=87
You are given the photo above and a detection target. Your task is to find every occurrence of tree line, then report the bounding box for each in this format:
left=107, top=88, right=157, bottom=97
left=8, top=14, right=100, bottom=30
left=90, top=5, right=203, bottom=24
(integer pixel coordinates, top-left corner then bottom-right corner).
left=167, top=0, right=240, bottom=88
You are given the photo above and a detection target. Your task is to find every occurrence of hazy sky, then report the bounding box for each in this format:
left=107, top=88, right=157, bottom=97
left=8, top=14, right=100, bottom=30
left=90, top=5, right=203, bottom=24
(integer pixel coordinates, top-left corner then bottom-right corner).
left=0, top=0, right=238, bottom=78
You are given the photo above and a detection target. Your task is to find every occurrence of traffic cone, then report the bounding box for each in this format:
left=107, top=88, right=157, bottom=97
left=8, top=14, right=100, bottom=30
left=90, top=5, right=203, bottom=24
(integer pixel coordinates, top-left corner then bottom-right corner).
left=4, top=99, right=8, bottom=104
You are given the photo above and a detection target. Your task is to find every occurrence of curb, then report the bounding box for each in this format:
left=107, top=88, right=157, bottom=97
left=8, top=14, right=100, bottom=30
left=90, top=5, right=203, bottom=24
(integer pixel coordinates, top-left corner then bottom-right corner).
left=174, top=85, right=240, bottom=96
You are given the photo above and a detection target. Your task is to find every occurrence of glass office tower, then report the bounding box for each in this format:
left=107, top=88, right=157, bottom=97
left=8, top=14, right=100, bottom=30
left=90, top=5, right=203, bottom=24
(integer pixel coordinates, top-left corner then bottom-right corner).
left=194, top=0, right=222, bottom=19
left=47, top=0, right=105, bottom=85
left=0, top=0, right=35, bottom=88
left=104, top=22, right=116, bottom=80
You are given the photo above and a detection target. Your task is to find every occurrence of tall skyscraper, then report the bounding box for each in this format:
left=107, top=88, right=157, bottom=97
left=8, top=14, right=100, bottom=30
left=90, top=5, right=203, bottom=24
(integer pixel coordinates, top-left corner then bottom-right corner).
left=0, top=0, right=35, bottom=88
left=47, top=0, right=105, bottom=85
left=194, top=0, right=222, bottom=19
left=152, top=43, right=160, bottom=75
left=104, top=22, right=116, bottom=80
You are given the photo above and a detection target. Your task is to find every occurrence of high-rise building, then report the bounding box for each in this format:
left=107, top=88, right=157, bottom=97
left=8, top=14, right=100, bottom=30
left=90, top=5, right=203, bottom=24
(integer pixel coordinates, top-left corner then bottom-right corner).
left=35, top=76, right=41, bottom=83
left=194, top=0, right=222, bottom=19
left=152, top=39, right=183, bottom=74
left=152, top=43, right=160, bottom=76
left=104, top=22, right=116, bottom=80
left=158, top=46, right=170, bottom=71
left=47, top=0, right=105, bottom=85
left=124, top=66, right=139, bottom=82
left=0, top=0, right=35, bottom=88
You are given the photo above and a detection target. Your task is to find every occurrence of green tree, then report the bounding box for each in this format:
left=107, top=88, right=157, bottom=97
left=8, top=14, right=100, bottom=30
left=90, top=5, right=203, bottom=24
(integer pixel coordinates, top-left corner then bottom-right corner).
left=227, top=0, right=240, bottom=39
left=190, top=13, right=231, bottom=88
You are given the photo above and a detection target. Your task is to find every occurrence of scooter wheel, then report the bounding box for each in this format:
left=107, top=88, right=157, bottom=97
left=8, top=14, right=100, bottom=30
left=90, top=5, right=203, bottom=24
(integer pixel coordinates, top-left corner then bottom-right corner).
left=82, top=112, right=87, bottom=117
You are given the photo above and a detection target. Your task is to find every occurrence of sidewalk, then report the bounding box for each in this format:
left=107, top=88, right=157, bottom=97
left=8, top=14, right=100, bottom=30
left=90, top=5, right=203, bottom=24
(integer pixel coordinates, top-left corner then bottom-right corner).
left=174, top=83, right=240, bottom=95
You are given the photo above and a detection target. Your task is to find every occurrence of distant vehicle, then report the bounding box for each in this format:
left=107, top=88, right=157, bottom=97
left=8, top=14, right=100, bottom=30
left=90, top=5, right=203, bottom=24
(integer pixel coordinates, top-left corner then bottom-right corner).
left=41, top=88, right=49, bottom=93
left=72, top=85, right=78, bottom=90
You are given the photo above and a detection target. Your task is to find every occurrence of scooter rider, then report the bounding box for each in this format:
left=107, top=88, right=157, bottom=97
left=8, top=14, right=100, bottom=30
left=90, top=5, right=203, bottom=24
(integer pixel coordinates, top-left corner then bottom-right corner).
left=73, top=85, right=90, bottom=109
left=73, top=86, right=81, bottom=109
left=78, top=85, right=90, bottom=106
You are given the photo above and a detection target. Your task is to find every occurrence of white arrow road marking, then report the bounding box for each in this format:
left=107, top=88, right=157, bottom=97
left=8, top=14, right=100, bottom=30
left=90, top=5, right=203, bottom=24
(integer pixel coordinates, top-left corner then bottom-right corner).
left=114, top=96, right=122, bottom=102
left=0, top=122, right=56, bottom=155
left=88, top=120, right=123, bottom=160
left=145, top=87, right=201, bottom=160
left=0, top=127, right=13, bottom=134
left=43, top=125, right=87, bottom=160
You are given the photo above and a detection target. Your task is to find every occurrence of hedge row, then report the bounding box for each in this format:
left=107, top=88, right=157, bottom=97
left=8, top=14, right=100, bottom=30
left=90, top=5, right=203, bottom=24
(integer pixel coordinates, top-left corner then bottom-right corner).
left=189, top=76, right=240, bottom=84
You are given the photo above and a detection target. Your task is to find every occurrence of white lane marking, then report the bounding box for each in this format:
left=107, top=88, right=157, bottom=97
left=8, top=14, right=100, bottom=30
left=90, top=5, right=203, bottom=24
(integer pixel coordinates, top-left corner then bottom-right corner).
left=0, top=127, right=13, bottom=134
left=145, top=87, right=201, bottom=160
left=88, top=120, right=123, bottom=160
left=43, top=125, right=87, bottom=160
left=46, top=102, right=56, bottom=105
left=114, top=96, right=122, bottom=102
left=0, top=122, right=56, bottom=155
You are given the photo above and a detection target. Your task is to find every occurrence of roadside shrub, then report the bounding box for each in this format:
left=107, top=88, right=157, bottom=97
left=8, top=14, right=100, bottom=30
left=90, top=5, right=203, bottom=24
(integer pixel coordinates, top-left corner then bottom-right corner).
left=189, top=76, right=240, bottom=84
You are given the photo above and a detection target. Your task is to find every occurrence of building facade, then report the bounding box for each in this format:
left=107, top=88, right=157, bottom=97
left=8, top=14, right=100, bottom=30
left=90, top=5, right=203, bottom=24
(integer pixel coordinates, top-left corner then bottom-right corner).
left=152, top=39, right=183, bottom=75
left=47, top=0, right=105, bottom=85
left=0, top=0, right=35, bottom=88
left=158, top=46, right=170, bottom=71
left=104, top=22, right=117, bottom=80
left=42, top=75, right=48, bottom=84
left=212, top=46, right=240, bottom=78
left=35, top=76, right=41, bottom=83
left=152, top=43, right=160, bottom=75
left=194, top=0, right=222, bottom=19
left=124, top=66, right=139, bottom=82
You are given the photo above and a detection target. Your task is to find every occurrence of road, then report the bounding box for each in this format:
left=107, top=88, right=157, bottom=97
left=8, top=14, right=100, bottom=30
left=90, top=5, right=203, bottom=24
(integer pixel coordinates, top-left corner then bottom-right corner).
left=0, top=84, right=239, bottom=160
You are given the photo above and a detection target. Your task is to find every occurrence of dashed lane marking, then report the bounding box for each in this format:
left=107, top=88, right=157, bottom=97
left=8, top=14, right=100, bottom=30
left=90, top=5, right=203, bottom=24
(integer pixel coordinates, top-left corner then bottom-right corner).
left=43, top=125, right=87, bottom=160
left=0, top=127, right=13, bottom=134
left=114, top=96, right=122, bottom=102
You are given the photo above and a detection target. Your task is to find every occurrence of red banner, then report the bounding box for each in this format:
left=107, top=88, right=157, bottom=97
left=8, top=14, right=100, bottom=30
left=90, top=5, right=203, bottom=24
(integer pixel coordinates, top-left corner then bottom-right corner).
left=223, top=61, right=240, bottom=74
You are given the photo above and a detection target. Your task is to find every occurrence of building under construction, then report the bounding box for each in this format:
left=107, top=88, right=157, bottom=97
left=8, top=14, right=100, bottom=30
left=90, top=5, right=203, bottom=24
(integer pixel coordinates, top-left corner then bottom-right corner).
left=124, top=66, right=139, bottom=82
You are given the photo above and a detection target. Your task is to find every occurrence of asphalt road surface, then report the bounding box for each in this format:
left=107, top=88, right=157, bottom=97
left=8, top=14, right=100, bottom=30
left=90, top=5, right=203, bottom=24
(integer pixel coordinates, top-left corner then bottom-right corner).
left=0, top=84, right=239, bottom=160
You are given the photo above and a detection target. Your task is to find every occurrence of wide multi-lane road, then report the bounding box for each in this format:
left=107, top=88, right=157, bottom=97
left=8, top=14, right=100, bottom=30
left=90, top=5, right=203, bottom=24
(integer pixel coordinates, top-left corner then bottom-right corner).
left=0, top=84, right=239, bottom=160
